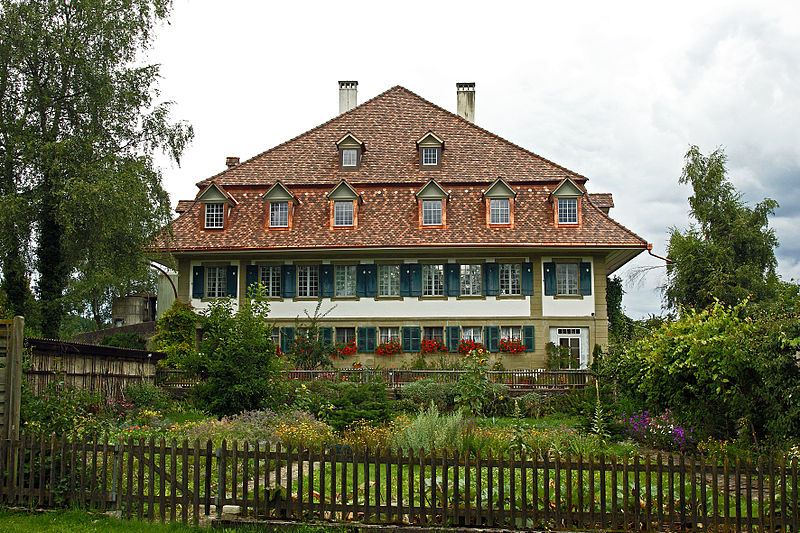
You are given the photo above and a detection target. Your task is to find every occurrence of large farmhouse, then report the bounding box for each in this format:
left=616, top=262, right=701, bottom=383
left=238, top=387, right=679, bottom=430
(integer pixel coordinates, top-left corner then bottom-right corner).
left=155, top=82, right=648, bottom=369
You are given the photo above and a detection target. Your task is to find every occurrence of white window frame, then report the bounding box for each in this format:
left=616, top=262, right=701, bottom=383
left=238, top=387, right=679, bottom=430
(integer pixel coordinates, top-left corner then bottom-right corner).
left=501, top=326, right=521, bottom=340
left=556, top=262, right=580, bottom=296
left=258, top=265, right=281, bottom=297
left=499, top=263, right=521, bottom=295
left=270, top=201, right=289, bottom=227
left=461, top=326, right=482, bottom=343
left=558, top=198, right=578, bottom=224
left=334, top=201, right=354, bottom=226
left=336, top=327, right=355, bottom=344
left=297, top=265, right=319, bottom=297
left=460, top=264, right=482, bottom=296
left=422, top=199, right=442, bottom=226
left=379, top=327, right=400, bottom=344
left=206, top=266, right=227, bottom=298
left=422, top=147, right=438, bottom=166
left=550, top=327, right=589, bottom=369
left=378, top=264, right=400, bottom=297
left=422, top=264, right=444, bottom=296
left=334, top=264, right=357, bottom=297
left=271, top=327, right=280, bottom=346
left=342, top=148, right=358, bottom=167
left=205, top=203, right=224, bottom=228
left=489, top=198, right=510, bottom=224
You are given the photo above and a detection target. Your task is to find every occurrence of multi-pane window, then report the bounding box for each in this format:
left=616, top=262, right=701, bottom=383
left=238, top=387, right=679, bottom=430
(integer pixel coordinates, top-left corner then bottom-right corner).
left=460, top=264, right=482, bottom=296
left=490, top=198, right=510, bottom=224
left=297, top=265, right=319, bottom=297
left=206, top=266, right=226, bottom=298
left=422, top=264, right=444, bottom=296
left=556, top=263, right=579, bottom=295
left=499, top=263, right=521, bottom=295
left=334, top=201, right=353, bottom=226
left=423, top=326, right=444, bottom=341
left=378, top=264, right=400, bottom=297
left=341, top=149, right=358, bottom=167
left=422, top=147, right=438, bottom=165
left=422, top=200, right=442, bottom=225
left=379, top=327, right=400, bottom=344
left=271, top=328, right=280, bottom=346
left=205, top=203, right=224, bottom=228
left=270, top=202, right=289, bottom=227
left=336, top=327, right=355, bottom=344
left=558, top=198, right=578, bottom=224
left=259, top=265, right=281, bottom=297
left=557, top=329, right=582, bottom=368
left=501, top=326, right=521, bottom=340
left=335, top=265, right=357, bottom=297
left=461, top=326, right=482, bottom=343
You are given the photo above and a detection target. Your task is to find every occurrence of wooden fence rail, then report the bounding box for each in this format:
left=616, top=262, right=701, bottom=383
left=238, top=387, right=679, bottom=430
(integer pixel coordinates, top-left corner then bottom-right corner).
left=0, top=434, right=797, bottom=532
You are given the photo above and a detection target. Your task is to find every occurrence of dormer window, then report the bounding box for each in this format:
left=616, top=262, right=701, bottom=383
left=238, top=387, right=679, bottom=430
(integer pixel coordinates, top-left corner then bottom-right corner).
left=327, top=180, right=360, bottom=229
left=336, top=133, right=364, bottom=170
left=205, top=203, right=224, bottom=228
left=270, top=201, right=289, bottom=227
left=197, top=181, right=237, bottom=231
left=558, top=198, right=578, bottom=224
left=417, top=132, right=444, bottom=170
left=490, top=199, right=510, bottom=224
left=334, top=201, right=354, bottom=226
left=422, top=147, right=439, bottom=166
left=262, top=181, right=297, bottom=230
left=415, top=179, right=448, bottom=228
left=483, top=178, right=516, bottom=227
left=550, top=178, right=584, bottom=227
left=342, top=149, right=358, bottom=167
left=422, top=200, right=442, bottom=225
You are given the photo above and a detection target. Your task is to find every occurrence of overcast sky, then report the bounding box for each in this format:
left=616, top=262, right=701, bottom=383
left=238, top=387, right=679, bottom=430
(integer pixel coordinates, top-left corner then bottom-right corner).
left=148, top=0, right=800, bottom=318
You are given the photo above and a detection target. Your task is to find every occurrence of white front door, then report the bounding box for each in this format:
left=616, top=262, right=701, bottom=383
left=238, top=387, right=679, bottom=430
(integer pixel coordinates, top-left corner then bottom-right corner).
left=549, top=327, right=590, bottom=369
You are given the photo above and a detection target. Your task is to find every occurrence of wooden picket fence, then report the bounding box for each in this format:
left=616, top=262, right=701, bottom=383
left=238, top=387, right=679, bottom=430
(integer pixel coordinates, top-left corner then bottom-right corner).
left=0, top=434, right=797, bottom=531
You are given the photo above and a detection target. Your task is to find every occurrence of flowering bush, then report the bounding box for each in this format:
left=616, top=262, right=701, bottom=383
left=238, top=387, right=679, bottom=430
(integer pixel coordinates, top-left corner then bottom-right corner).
left=421, top=338, right=448, bottom=354
left=338, top=341, right=357, bottom=357
left=457, top=338, right=485, bottom=355
left=620, top=409, right=695, bottom=452
left=498, top=337, right=525, bottom=354
left=375, top=339, right=402, bottom=356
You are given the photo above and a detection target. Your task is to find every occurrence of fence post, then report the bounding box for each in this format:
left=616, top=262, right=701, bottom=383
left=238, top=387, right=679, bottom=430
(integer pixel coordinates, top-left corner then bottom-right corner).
left=216, top=444, right=224, bottom=519
left=112, top=442, right=120, bottom=510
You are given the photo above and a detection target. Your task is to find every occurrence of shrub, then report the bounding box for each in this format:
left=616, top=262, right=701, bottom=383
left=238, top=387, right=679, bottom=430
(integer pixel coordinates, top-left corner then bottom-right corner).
left=22, top=379, right=105, bottom=438
left=399, top=379, right=457, bottom=412
left=620, top=409, right=695, bottom=452
left=390, top=404, right=465, bottom=455
left=99, top=332, right=147, bottom=350
left=454, top=351, right=509, bottom=416
left=150, top=301, right=199, bottom=368
left=341, top=420, right=392, bottom=454
left=297, top=381, right=394, bottom=431
left=123, top=381, right=170, bottom=410
left=545, top=342, right=578, bottom=369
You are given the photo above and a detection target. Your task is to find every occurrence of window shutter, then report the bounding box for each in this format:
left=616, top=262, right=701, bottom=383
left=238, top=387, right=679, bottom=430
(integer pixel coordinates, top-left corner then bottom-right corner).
left=523, top=325, right=535, bottom=351
left=320, top=265, right=334, bottom=297
left=280, top=327, right=294, bottom=353
left=446, top=326, right=460, bottom=352
left=365, top=265, right=377, bottom=297
left=445, top=263, right=460, bottom=297
left=580, top=262, right=592, bottom=295
left=521, top=262, right=534, bottom=296
left=320, top=327, right=333, bottom=345
left=358, top=327, right=376, bottom=352
left=400, top=264, right=411, bottom=297
left=356, top=266, right=366, bottom=298
left=226, top=265, right=238, bottom=297
left=484, top=325, right=500, bottom=352
left=483, top=262, right=499, bottom=296
left=192, top=266, right=204, bottom=299
left=367, top=327, right=376, bottom=351
left=281, top=265, right=296, bottom=298
left=543, top=262, right=556, bottom=296
left=409, top=264, right=422, bottom=297
left=402, top=326, right=420, bottom=352
left=245, top=265, right=258, bottom=297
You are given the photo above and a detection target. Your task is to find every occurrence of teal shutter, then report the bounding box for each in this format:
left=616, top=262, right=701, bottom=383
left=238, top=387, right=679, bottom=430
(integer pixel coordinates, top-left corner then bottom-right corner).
left=365, top=265, right=377, bottom=297
left=409, top=264, right=422, bottom=297
left=356, top=265, right=366, bottom=298
left=521, top=262, right=534, bottom=295
left=484, top=262, right=499, bottom=296
left=402, top=326, right=421, bottom=352
left=367, top=327, right=376, bottom=351
left=580, top=262, right=592, bottom=295
left=357, top=327, right=377, bottom=352
left=245, top=265, right=258, bottom=297
left=523, top=325, right=535, bottom=351
left=446, top=326, right=460, bottom=352
left=320, top=327, right=333, bottom=345
left=400, top=264, right=411, bottom=297
left=445, top=263, right=460, bottom=297
left=226, top=265, right=238, bottom=297
left=192, top=266, right=204, bottom=298
left=320, top=265, right=334, bottom=297
left=280, top=327, right=294, bottom=353
left=543, top=262, right=556, bottom=296
left=484, top=325, right=500, bottom=352
left=281, top=265, right=296, bottom=298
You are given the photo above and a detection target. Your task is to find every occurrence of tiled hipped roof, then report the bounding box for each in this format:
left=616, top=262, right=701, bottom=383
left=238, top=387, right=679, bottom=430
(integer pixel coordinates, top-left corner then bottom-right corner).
left=160, top=86, right=647, bottom=253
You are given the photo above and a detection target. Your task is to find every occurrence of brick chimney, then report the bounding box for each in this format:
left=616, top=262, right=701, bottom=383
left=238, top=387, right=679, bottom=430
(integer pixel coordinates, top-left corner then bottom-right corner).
left=456, top=82, right=475, bottom=123
left=225, top=156, right=240, bottom=168
left=339, top=81, right=358, bottom=114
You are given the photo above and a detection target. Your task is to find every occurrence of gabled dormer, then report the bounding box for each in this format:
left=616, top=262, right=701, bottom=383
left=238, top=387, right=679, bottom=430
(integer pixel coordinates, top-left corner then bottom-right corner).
left=483, top=178, right=516, bottom=227
left=326, top=180, right=361, bottom=229
left=416, top=131, right=444, bottom=170
left=263, top=181, right=298, bottom=230
left=197, top=181, right=237, bottom=230
left=550, top=178, right=584, bottom=227
left=415, top=179, right=449, bottom=227
left=336, top=132, right=365, bottom=170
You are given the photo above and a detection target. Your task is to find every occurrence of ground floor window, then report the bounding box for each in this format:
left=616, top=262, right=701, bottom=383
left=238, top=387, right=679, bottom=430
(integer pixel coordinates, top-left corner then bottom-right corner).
left=461, top=326, right=482, bottom=343
left=423, top=326, right=444, bottom=341
left=550, top=327, right=588, bottom=369
left=336, top=327, right=355, bottom=344
left=379, top=327, right=400, bottom=344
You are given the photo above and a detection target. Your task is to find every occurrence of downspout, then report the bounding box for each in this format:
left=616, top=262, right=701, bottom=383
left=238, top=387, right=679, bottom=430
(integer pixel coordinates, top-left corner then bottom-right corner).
left=646, top=244, right=672, bottom=264
left=147, top=261, right=178, bottom=300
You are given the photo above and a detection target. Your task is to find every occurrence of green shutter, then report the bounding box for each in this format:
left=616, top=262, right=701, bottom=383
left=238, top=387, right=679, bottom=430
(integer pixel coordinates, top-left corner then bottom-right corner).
left=281, top=265, right=296, bottom=298
left=356, top=265, right=367, bottom=298
left=320, top=327, right=333, bottom=345
left=484, top=325, right=500, bottom=352
left=402, top=326, right=421, bottom=352
left=280, top=327, right=294, bottom=353
left=445, top=263, right=460, bottom=297
left=523, top=325, right=535, bottom=351
left=226, top=265, right=238, bottom=297
left=580, top=262, right=592, bottom=295
left=320, top=265, right=334, bottom=297
left=400, top=264, right=411, bottom=297
left=357, top=326, right=377, bottom=352
left=367, top=327, right=376, bottom=351
left=446, top=326, right=461, bottom=352
left=543, top=262, right=556, bottom=296
left=245, top=265, right=258, bottom=297
left=409, top=264, right=422, bottom=297
left=483, top=262, right=499, bottom=296
left=365, top=265, right=378, bottom=297
left=521, top=262, right=534, bottom=295
left=192, top=266, right=204, bottom=298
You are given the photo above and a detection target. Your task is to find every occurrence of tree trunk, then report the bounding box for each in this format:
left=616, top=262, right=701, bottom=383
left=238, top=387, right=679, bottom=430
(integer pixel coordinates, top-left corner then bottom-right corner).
left=37, top=173, right=68, bottom=338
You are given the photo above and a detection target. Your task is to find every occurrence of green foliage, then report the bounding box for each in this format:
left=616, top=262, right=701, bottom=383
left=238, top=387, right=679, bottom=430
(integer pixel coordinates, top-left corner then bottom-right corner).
left=296, top=380, right=393, bottom=431
left=100, top=332, right=147, bottom=350
left=21, top=378, right=105, bottom=437
left=545, top=342, right=579, bottom=369
left=123, top=381, right=169, bottom=411
left=391, top=403, right=465, bottom=455
left=665, top=146, right=779, bottom=311
left=184, top=294, right=280, bottom=417
left=399, top=379, right=457, bottom=412
left=150, top=301, right=199, bottom=368
left=454, top=352, right=509, bottom=416
left=289, top=300, right=337, bottom=370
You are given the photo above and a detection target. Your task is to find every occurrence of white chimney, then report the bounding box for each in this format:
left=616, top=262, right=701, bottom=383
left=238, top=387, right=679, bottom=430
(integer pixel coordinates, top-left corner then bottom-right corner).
left=339, top=81, right=358, bottom=114
left=456, top=82, right=475, bottom=123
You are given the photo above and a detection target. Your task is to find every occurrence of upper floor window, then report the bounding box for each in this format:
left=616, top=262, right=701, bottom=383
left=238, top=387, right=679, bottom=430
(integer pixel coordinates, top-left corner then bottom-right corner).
left=335, top=265, right=357, bottom=297
left=297, top=265, right=319, bottom=297
left=205, top=203, right=224, bottom=228
left=337, top=133, right=364, bottom=170
left=499, top=263, right=521, bottom=295
left=558, top=198, right=578, bottom=224
left=460, top=264, right=482, bottom=296
left=490, top=198, right=510, bottom=225
left=422, top=200, right=442, bottom=226
left=206, top=266, right=227, bottom=297
left=334, top=201, right=354, bottom=226
left=259, top=265, right=281, bottom=297
left=270, top=202, right=289, bottom=227
left=417, top=132, right=443, bottom=170
left=422, top=147, right=439, bottom=166
left=556, top=262, right=579, bottom=295
left=422, top=264, right=444, bottom=296
left=378, top=264, right=400, bottom=297
left=341, top=149, right=358, bottom=167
